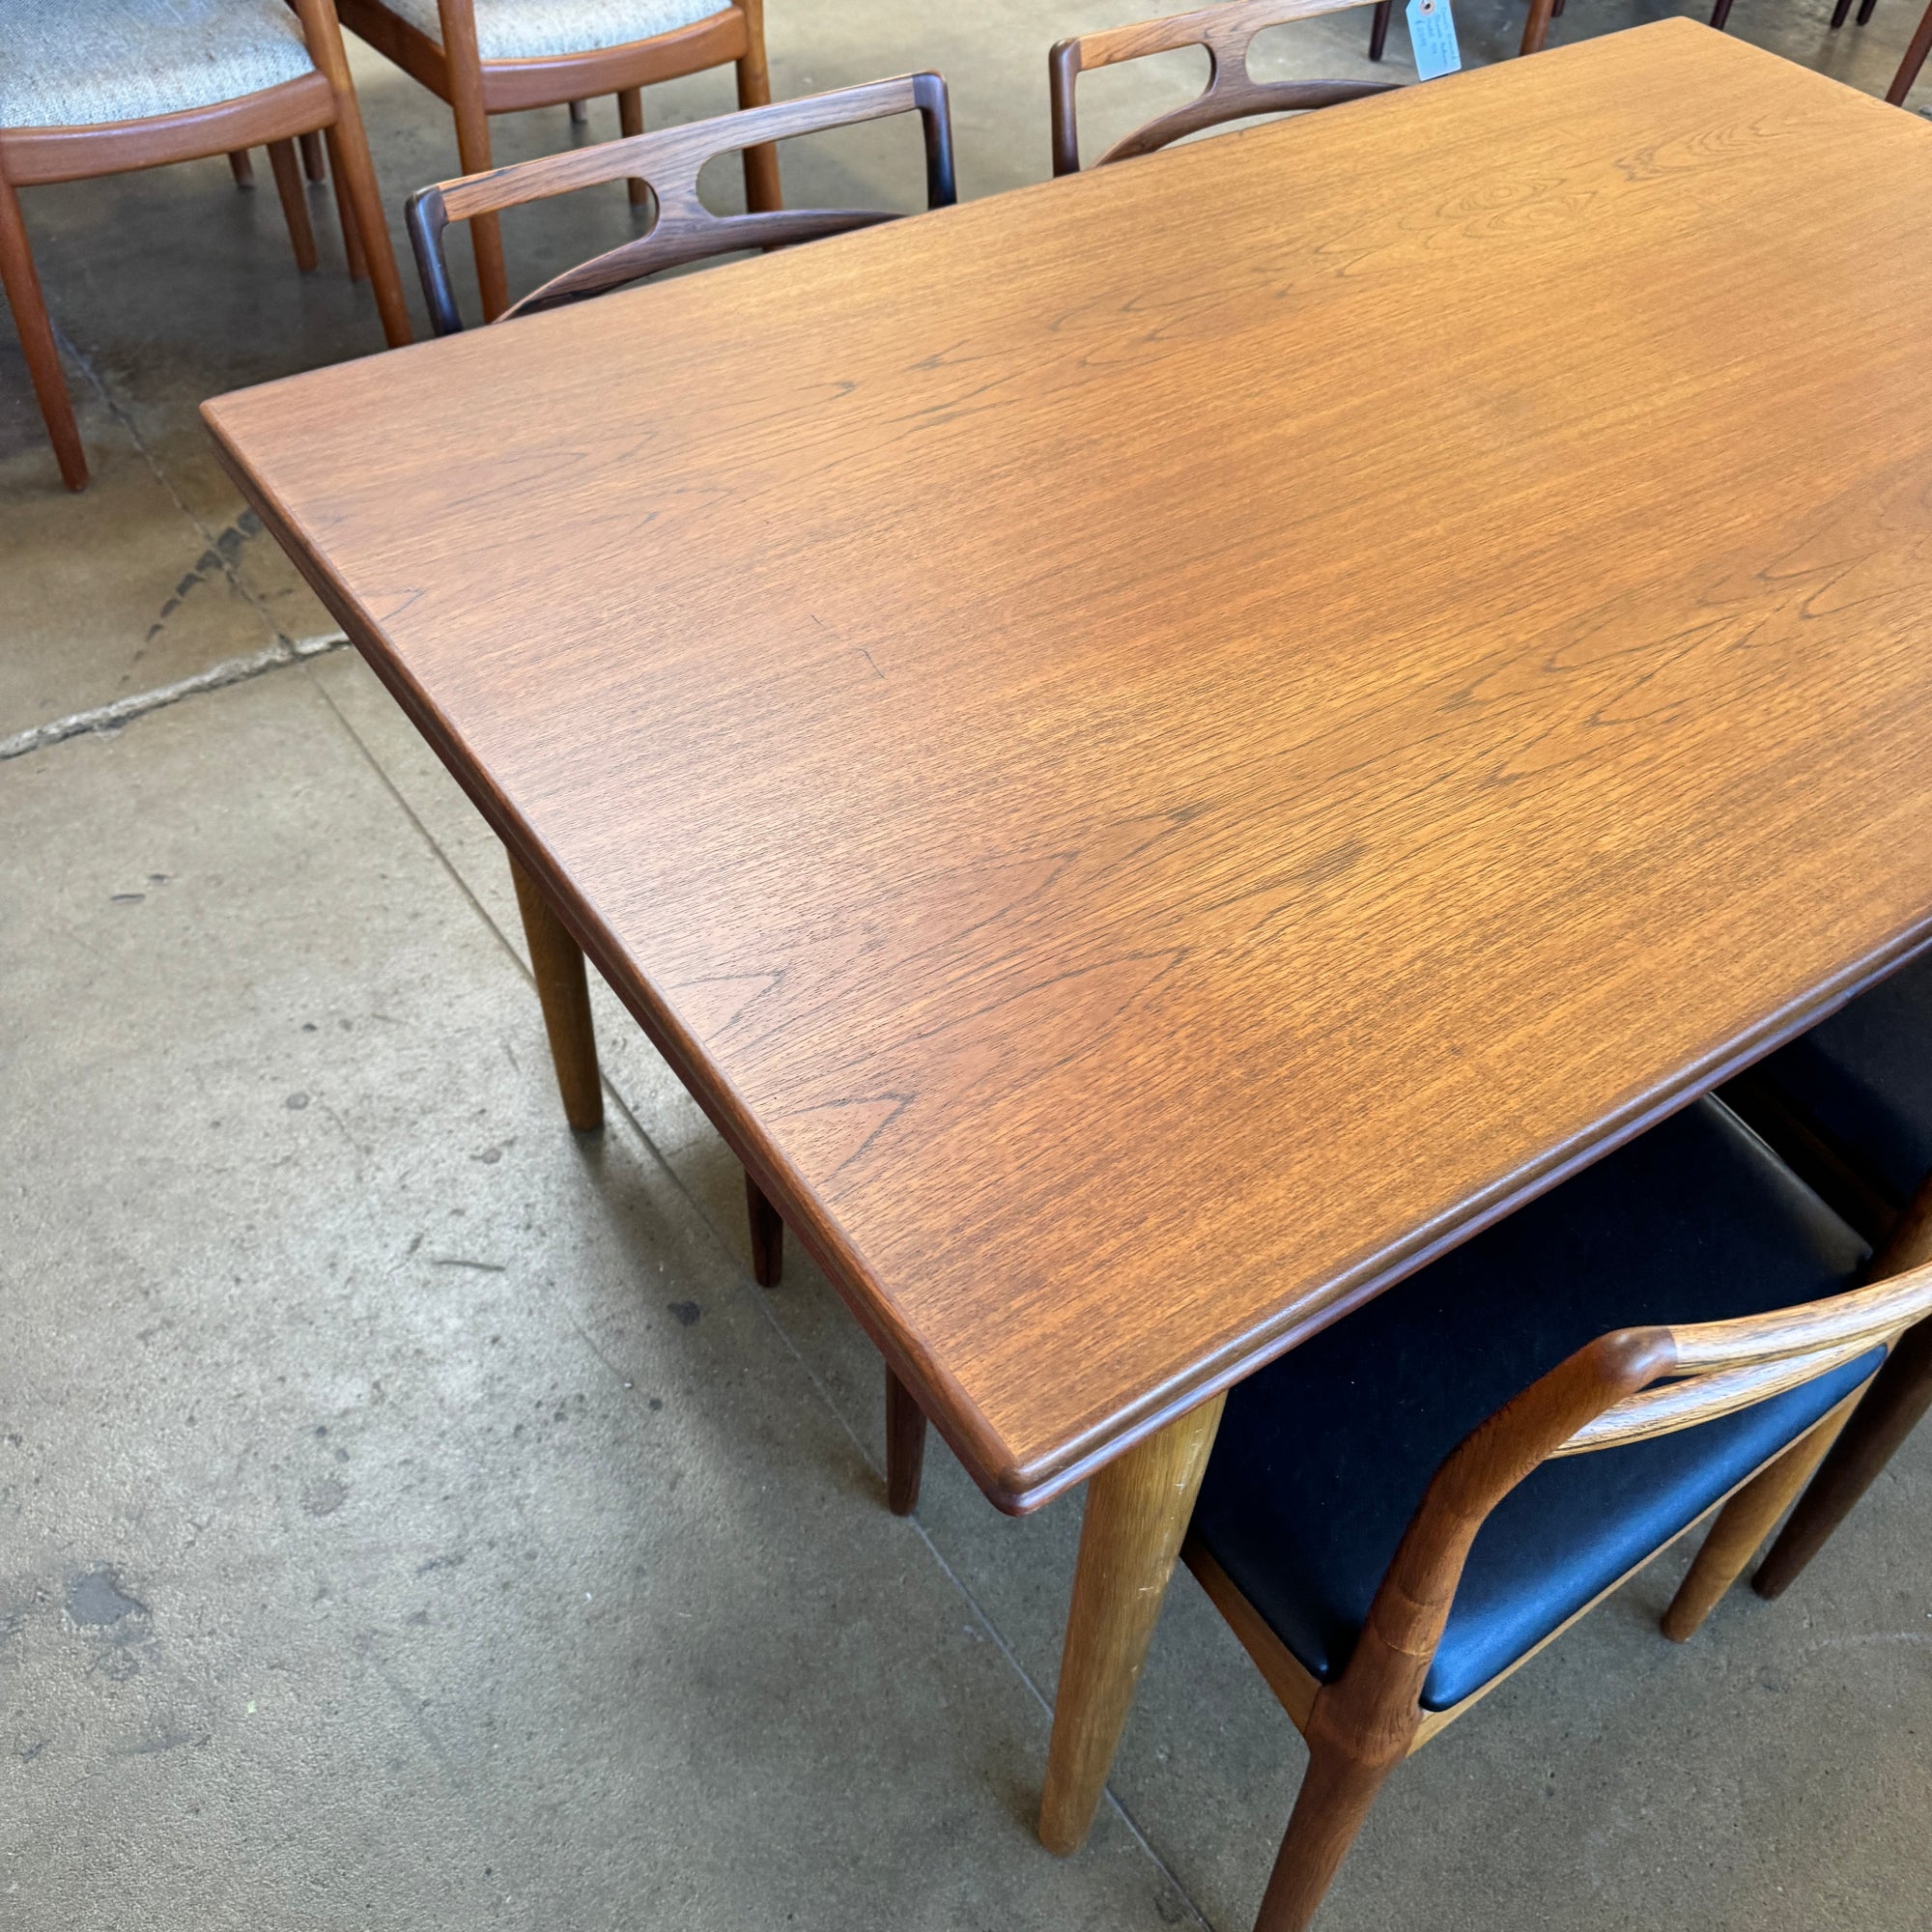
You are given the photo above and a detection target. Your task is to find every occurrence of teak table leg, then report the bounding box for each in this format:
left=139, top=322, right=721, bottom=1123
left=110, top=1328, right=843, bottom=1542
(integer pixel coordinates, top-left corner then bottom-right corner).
left=1662, top=1402, right=1852, bottom=1641
left=509, top=853, right=604, bottom=1132
left=886, top=1366, right=927, bottom=1516
left=746, top=1173, right=783, bottom=1286
left=1755, top=1316, right=1932, bottom=1598
left=1038, top=1392, right=1225, bottom=1855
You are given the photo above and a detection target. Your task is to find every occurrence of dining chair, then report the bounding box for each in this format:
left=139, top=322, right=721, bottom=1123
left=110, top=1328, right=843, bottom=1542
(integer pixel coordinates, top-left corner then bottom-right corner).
left=1716, top=952, right=1932, bottom=1601
left=1382, top=0, right=1739, bottom=63
left=0, top=0, right=410, bottom=492
left=335, top=0, right=781, bottom=323
left=406, top=73, right=956, bottom=1518
left=1047, top=0, right=1399, bottom=180
left=1176, top=1095, right=1930, bottom=1930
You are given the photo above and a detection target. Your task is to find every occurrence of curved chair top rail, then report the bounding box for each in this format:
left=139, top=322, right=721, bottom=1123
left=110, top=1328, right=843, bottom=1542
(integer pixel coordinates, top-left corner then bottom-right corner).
left=406, top=71, right=955, bottom=335
left=1559, top=1256, right=1932, bottom=1452
left=1047, top=0, right=1398, bottom=177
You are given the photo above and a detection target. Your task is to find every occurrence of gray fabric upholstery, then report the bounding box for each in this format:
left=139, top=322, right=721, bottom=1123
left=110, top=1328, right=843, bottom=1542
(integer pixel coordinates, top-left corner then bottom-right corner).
left=0, top=0, right=317, bottom=131
left=386, top=0, right=727, bottom=61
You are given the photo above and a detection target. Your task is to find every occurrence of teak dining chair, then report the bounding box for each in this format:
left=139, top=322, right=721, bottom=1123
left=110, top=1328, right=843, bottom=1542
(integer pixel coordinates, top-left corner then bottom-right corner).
left=0, top=0, right=410, bottom=492
left=1718, top=952, right=1932, bottom=1601
left=336, top=0, right=781, bottom=321
left=1048, top=0, right=1399, bottom=179
left=405, top=74, right=956, bottom=1517
left=1172, top=1098, right=1931, bottom=1930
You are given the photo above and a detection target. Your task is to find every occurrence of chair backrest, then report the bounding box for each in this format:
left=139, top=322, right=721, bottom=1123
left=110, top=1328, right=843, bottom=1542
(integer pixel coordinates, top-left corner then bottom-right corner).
left=406, top=72, right=955, bottom=335
left=1341, top=1230, right=1932, bottom=1720
left=1048, top=0, right=1399, bottom=177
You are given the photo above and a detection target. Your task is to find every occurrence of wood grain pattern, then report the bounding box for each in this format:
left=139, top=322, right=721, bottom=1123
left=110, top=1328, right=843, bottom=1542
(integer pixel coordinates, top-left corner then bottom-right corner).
left=205, top=23, right=1932, bottom=1514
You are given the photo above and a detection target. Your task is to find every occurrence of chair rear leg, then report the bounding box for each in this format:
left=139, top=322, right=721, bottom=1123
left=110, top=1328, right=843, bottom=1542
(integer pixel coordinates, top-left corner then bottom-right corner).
left=1709, top=0, right=1735, bottom=27
left=1662, top=1404, right=1852, bottom=1641
left=887, top=1366, right=927, bottom=1516
left=1756, top=1317, right=1932, bottom=1599
left=1831, top=0, right=1854, bottom=23
left=1890, top=0, right=1932, bottom=102
left=1367, top=1, right=1391, bottom=59
left=735, top=0, right=782, bottom=213
left=1859, top=0, right=1879, bottom=21
left=1519, top=0, right=1558, bottom=54
left=228, top=149, right=256, bottom=187
left=299, top=129, right=327, bottom=182
left=747, top=1173, right=783, bottom=1285
left=1254, top=1733, right=1401, bottom=1932
left=617, top=88, right=648, bottom=210
left=321, top=127, right=370, bottom=282
left=268, top=139, right=320, bottom=271
left=568, top=99, right=588, bottom=124
left=0, top=172, right=86, bottom=489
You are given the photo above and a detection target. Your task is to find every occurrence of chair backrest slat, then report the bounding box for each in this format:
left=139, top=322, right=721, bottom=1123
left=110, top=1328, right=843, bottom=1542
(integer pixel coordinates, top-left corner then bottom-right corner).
left=1048, top=0, right=1398, bottom=177
left=407, top=71, right=955, bottom=335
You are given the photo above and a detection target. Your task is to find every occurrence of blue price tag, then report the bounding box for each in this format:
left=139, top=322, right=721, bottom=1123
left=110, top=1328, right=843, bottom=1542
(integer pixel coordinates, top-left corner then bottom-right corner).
left=1406, top=0, right=1462, bottom=79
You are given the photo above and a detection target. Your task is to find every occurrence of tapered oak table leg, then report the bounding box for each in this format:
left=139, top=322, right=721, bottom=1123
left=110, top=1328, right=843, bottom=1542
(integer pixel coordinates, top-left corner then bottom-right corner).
left=1038, top=1392, right=1225, bottom=1855
left=509, top=853, right=603, bottom=1131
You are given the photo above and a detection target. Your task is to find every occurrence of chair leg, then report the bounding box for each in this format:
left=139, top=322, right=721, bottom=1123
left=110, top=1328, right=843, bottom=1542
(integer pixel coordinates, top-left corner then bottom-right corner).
left=1367, top=1, right=1391, bottom=59
left=747, top=1173, right=783, bottom=1285
left=0, top=172, right=86, bottom=490
left=228, top=148, right=255, bottom=187
left=299, top=129, right=327, bottom=183
left=735, top=0, right=783, bottom=213
left=616, top=87, right=649, bottom=210
left=568, top=99, right=588, bottom=125
left=1831, top=0, right=1854, bottom=24
left=886, top=1365, right=927, bottom=1516
left=1891, top=0, right=1932, bottom=102
left=1662, top=1406, right=1852, bottom=1642
left=1709, top=0, right=1735, bottom=29
left=1550, top=0, right=1566, bottom=14
left=1253, top=1732, right=1401, bottom=1932
left=1756, top=1317, right=1932, bottom=1599
left=322, top=127, right=370, bottom=282
left=298, top=4, right=412, bottom=344
left=1859, top=0, right=1879, bottom=21
left=268, top=139, right=320, bottom=272
left=508, top=854, right=604, bottom=1131
left=1519, top=0, right=1558, bottom=54
left=436, top=6, right=509, bottom=318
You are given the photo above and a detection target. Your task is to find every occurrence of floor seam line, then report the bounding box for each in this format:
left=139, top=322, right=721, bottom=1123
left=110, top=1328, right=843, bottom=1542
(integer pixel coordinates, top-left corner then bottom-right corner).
left=54, top=317, right=297, bottom=651
left=0, top=632, right=348, bottom=762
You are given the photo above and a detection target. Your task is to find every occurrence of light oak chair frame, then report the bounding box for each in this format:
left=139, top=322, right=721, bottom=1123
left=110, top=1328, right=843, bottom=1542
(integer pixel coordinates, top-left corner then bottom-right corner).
left=338, top=0, right=781, bottom=321
left=1186, top=1244, right=1932, bottom=1930
left=0, top=0, right=411, bottom=492
left=405, top=75, right=956, bottom=1519
left=1048, top=0, right=1399, bottom=180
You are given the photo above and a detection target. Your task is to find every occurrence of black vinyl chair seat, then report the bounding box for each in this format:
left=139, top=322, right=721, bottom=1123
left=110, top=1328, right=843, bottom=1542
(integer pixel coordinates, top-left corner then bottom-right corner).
left=1745, top=951, right=1932, bottom=1212
left=1190, top=1098, right=1876, bottom=1712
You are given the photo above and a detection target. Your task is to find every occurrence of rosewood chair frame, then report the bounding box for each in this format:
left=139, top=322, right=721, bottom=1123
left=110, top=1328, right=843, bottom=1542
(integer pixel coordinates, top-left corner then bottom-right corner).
left=1186, top=1251, right=1932, bottom=1930
left=1047, top=0, right=1399, bottom=179
left=1888, top=0, right=1932, bottom=105
left=405, top=75, right=957, bottom=1517
left=337, top=0, right=782, bottom=320
left=0, top=0, right=410, bottom=491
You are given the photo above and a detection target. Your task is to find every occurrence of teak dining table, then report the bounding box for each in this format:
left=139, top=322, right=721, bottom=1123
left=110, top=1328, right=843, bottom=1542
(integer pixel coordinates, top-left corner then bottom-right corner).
left=206, top=18, right=1932, bottom=1857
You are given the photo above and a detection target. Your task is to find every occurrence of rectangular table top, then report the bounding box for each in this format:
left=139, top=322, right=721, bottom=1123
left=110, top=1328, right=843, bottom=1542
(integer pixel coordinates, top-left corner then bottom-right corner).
left=207, top=20, right=1932, bottom=1511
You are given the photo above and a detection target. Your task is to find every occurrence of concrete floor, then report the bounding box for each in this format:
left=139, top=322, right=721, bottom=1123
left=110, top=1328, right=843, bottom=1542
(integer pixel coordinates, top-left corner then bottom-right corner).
left=5, top=2, right=1932, bottom=1926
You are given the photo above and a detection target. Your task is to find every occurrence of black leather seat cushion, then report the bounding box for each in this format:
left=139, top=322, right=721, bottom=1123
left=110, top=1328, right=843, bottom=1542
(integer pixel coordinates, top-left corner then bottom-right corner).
left=1751, top=951, right=1932, bottom=1208
left=1190, top=1099, right=1875, bottom=1712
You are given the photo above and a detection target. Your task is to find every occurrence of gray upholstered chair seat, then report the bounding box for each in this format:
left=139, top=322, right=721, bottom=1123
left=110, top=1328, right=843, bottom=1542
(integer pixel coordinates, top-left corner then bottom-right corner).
left=0, top=0, right=317, bottom=131
left=385, top=0, right=727, bottom=61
